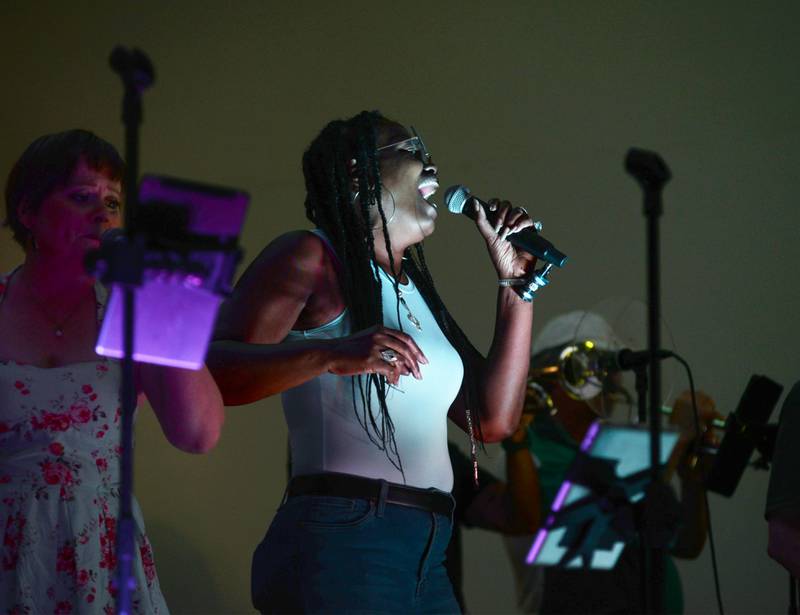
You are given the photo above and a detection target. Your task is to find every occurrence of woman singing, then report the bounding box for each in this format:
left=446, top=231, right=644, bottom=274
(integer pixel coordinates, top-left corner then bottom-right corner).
left=209, top=111, right=538, bottom=613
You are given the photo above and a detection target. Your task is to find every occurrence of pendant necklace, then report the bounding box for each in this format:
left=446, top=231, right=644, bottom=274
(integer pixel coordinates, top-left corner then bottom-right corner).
left=397, top=289, right=422, bottom=331
left=25, top=285, right=91, bottom=338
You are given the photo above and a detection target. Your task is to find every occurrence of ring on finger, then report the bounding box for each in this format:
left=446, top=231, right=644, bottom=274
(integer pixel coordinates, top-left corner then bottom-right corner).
left=516, top=206, right=529, bottom=216
left=379, top=348, right=398, bottom=363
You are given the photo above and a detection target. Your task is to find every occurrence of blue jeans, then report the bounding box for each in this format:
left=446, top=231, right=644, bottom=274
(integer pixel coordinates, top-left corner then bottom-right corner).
left=251, top=490, right=460, bottom=614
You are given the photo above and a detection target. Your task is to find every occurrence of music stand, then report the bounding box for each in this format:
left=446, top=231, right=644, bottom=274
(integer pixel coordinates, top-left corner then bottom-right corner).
left=526, top=421, right=680, bottom=570
left=95, top=174, right=248, bottom=368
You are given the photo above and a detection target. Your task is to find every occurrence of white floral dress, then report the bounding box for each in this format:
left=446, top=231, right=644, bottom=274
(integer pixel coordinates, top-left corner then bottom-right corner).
left=0, top=273, right=168, bottom=615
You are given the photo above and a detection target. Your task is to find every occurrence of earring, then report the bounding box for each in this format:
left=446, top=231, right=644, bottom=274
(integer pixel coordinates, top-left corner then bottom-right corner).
left=374, top=189, right=396, bottom=229
left=351, top=189, right=396, bottom=229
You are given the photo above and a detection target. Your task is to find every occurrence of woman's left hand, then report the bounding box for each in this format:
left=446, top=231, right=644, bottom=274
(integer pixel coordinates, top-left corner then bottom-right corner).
left=470, top=197, right=538, bottom=279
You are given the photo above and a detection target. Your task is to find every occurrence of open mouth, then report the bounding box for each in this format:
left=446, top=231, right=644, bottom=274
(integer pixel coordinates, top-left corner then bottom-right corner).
left=418, top=179, right=439, bottom=202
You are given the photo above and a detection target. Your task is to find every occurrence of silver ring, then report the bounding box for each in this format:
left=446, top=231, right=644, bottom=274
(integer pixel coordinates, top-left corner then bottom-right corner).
left=516, top=206, right=529, bottom=216
left=379, top=349, right=398, bottom=363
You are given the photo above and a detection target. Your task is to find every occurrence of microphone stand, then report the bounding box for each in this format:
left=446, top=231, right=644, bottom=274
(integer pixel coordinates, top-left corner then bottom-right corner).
left=625, top=148, right=671, bottom=614
left=107, top=46, right=154, bottom=615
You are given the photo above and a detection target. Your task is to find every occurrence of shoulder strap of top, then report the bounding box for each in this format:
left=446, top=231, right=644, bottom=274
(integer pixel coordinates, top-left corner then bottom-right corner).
left=308, top=228, right=342, bottom=268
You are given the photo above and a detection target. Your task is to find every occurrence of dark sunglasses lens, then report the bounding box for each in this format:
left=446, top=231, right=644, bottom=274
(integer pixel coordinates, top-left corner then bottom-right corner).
left=411, top=127, right=430, bottom=163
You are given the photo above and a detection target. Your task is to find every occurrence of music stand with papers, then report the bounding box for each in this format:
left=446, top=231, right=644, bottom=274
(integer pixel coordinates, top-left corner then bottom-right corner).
left=526, top=421, right=680, bottom=571
left=95, top=174, right=248, bottom=368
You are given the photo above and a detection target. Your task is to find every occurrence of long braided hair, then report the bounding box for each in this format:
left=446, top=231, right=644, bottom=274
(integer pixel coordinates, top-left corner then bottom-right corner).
left=302, top=110, right=484, bottom=479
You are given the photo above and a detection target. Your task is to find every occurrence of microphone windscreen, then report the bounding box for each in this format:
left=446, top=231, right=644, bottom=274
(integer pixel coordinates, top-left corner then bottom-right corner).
left=101, top=228, right=126, bottom=244
left=444, top=185, right=471, bottom=214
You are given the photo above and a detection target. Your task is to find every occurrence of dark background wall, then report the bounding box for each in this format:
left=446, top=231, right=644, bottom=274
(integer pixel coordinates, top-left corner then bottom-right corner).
left=2, top=1, right=798, bottom=612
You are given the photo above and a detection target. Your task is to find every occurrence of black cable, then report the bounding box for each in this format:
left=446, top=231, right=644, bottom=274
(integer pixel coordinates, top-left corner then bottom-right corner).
left=670, top=352, right=725, bottom=615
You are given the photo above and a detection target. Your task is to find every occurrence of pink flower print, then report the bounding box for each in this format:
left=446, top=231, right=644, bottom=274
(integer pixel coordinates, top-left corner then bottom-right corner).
left=50, top=412, right=71, bottom=431
left=54, top=600, right=73, bottom=614
left=90, top=393, right=98, bottom=401
left=13, top=380, right=30, bottom=396
left=78, top=530, right=90, bottom=545
left=82, top=384, right=94, bottom=394
left=49, top=442, right=65, bottom=456
left=69, top=403, right=92, bottom=424
left=2, top=511, right=26, bottom=571
left=41, top=460, right=75, bottom=490
left=56, top=543, right=77, bottom=575
left=96, top=457, right=108, bottom=473
left=77, top=568, right=90, bottom=587
left=97, top=363, right=109, bottom=372
left=106, top=578, right=118, bottom=599
left=42, top=461, right=63, bottom=485
left=33, top=411, right=71, bottom=432
left=140, top=541, right=157, bottom=583
left=98, top=510, right=118, bottom=571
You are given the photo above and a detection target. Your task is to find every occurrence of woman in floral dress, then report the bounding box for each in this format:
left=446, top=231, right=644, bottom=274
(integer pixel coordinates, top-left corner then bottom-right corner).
left=0, top=130, right=225, bottom=614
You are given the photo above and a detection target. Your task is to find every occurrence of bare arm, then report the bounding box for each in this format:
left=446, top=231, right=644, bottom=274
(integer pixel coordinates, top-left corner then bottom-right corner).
left=207, top=231, right=425, bottom=405
left=137, top=363, right=224, bottom=454
left=449, top=200, right=536, bottom=442
left=667, top=390, right=720, bottom=559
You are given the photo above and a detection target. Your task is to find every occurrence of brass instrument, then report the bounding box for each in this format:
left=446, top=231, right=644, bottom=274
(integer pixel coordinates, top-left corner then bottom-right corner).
left=526, top=339, right=727, bottom=434
left=527, top=340, right=611, bottom=407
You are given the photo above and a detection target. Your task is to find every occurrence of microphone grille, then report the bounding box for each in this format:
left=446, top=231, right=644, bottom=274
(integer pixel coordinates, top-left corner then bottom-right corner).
left=444, top=184, right=471, bottom=214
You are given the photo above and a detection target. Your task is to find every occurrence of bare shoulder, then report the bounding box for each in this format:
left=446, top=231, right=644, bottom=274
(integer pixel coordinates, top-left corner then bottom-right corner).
left=246, top=230, right=329, bottom=280
left=215, top=230, right=334, bottom=344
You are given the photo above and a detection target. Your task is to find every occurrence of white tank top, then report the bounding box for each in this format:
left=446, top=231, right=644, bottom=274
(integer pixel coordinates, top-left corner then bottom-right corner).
left=281, top=231, right=464, bottom=491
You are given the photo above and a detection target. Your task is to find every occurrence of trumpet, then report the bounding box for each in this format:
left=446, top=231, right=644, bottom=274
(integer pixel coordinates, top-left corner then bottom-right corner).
left=528, top=340, right=616, bottom=402
left=526, top=339, right=727, bottom=431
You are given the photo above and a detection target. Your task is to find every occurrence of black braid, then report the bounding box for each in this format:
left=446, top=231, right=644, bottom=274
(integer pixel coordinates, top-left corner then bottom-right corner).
left=303, top=111, right=404, bottom=476
left=302, top=110, right=484, bottom=480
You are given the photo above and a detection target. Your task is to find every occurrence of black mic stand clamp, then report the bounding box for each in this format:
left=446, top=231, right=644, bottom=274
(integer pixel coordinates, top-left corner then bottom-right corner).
left=519, top=262, right=555, bottom=302
left=518, top=220, right=562, bottom=302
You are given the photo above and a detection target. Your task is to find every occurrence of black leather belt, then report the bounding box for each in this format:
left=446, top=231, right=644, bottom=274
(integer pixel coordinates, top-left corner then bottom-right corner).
left=287, top=473, right=454, bottom=517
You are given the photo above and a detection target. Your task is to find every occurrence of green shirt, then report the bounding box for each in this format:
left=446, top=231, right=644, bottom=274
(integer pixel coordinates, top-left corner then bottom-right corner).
left=528, top=415, right=684, bottom=614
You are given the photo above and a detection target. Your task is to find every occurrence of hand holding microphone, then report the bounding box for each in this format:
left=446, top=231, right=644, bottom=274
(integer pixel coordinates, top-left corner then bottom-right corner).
left=444, top=185, right=568, bottom=269
left=444, top=184, right=567, bottom=301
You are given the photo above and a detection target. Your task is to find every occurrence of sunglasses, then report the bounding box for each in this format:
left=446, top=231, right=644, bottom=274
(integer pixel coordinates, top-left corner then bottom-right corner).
left=376, top=126, right=431, bottom=164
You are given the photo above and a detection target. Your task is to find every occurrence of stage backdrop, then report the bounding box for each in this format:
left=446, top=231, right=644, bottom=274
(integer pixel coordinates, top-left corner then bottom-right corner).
left=2, top=1, right=798, bottom=613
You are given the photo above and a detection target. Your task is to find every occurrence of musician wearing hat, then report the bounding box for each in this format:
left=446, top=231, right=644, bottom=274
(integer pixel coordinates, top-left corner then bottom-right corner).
left=503, top=310, right=722, bottom=614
